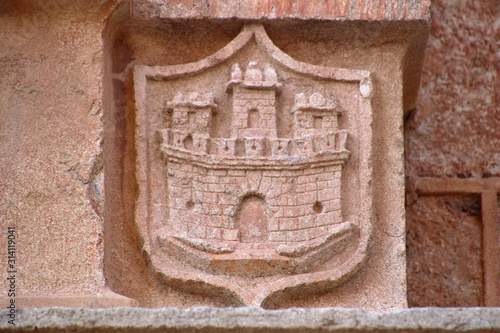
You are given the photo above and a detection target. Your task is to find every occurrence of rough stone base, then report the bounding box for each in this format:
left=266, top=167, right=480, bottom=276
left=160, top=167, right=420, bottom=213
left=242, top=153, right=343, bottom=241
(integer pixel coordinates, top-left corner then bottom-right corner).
left=2, top=307, right=500, bottom=332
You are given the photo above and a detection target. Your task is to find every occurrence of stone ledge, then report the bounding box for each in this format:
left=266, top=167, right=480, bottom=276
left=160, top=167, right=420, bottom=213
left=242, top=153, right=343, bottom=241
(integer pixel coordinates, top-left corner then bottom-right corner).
left=2, top=307, right=500, bottom=332
left=132, top=0, right=431, bottom=21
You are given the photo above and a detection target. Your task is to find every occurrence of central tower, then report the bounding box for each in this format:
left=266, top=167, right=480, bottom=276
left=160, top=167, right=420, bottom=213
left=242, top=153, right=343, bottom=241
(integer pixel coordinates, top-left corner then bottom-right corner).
left=227, top=62, right=281, bottom=139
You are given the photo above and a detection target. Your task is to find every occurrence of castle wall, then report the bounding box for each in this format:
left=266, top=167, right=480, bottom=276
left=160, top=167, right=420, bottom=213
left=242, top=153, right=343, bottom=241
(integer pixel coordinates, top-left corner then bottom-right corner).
left=163, top=130, right=347, bottom=157
left=166, top=162, right=343, bottom=243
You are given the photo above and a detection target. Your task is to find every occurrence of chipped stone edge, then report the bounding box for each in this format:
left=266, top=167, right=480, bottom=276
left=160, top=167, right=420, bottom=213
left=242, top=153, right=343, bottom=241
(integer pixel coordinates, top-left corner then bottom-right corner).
left=2, top=307, right=500, bottom=331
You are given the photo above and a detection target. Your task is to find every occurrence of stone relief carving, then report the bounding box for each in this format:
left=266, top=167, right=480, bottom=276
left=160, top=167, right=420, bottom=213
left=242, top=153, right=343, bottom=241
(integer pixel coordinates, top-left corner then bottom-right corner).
left=133, top=24, right=374, bottom=306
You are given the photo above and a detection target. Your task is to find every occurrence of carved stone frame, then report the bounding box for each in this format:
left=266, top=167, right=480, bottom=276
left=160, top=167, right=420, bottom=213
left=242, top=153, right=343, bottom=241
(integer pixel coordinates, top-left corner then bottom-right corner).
left=132, top=24, right=374, bottom=306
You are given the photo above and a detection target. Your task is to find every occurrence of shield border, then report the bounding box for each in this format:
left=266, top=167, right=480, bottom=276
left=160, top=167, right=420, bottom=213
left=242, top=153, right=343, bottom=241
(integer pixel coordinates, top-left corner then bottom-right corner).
left=132, top=24, right=374, bottom=306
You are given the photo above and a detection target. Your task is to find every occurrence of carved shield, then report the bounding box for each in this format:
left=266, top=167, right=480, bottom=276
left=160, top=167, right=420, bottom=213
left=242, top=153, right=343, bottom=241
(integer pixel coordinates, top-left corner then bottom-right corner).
left=133, top=24, right=373, bottom=306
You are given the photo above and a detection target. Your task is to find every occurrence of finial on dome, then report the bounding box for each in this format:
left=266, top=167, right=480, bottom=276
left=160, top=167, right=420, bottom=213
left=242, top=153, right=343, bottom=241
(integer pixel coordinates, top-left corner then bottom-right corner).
left=230, top=64, right=243, bottom=82
left=189, top=92, right=201, bottom=103
left=173, top=92, right=185, bottom=104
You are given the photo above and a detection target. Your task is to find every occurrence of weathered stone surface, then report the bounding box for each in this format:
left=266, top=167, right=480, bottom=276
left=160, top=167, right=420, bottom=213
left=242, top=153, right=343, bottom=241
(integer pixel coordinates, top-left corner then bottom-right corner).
left=132, top=0, right=431, bottom=21
left=405, top=0, right=500, bottom=307
left=2, top=307, right=500, bottom=332
left=406, top=196, right=484, bottom=307
left=1, top=0, right=430, bottom=310
left=406, top=0, right=500, bottom=179
left=408, top=178, right=500, bottom=307
left=0, top=0, right=134, bottom=307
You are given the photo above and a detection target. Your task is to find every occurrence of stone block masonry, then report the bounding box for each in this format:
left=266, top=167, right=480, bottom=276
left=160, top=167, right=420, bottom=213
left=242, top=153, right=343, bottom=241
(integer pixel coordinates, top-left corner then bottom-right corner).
left=167, top=161, right=343, bottom=244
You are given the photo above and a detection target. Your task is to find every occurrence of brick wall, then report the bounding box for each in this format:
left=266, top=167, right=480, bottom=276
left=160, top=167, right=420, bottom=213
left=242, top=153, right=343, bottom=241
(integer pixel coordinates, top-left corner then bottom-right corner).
left=167, top=162, right=343, bottom=243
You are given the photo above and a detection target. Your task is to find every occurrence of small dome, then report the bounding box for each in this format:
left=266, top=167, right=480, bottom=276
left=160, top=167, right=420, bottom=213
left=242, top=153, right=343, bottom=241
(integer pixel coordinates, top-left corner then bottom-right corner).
left=204, top=93, right=215, bottom=104
left=189, top=92, right=201, bottom=103
left=245, top=62, right=263, bottom=82
left=264, top=65, right=277, bottom=82
left=172, top=92, right=185, bottom=104
left=310, top=93, right=326, bottom=107
left=295, top=93, right=307, bottom=106
left=231, top=64, right=243, bottom=82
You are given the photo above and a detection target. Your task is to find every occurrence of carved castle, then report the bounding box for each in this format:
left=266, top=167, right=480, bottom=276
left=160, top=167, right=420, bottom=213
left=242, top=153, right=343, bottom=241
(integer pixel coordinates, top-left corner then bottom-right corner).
left=159, top=62, right=352, bottom=271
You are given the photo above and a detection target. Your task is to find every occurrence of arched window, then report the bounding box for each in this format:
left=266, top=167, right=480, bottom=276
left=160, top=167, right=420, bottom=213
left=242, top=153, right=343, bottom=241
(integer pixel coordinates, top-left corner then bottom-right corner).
left=247, top=108, right=260, bottom=128
left=182, top=134, right=193, bottom=150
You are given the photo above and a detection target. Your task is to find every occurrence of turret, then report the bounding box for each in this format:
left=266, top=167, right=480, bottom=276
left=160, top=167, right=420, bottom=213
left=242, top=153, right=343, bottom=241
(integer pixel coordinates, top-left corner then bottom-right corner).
left=292, top=92, right=341, bottom=138
left=166, top=92, right=217, bottom=134
left=164, top=92, right=217, bottom=153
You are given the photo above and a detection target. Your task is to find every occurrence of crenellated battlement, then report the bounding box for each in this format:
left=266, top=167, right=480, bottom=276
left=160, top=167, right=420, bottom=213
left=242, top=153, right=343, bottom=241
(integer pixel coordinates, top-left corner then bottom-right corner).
left=162, top=61, right=347, bottom=159
left=160, top=129, right=348, bottom=158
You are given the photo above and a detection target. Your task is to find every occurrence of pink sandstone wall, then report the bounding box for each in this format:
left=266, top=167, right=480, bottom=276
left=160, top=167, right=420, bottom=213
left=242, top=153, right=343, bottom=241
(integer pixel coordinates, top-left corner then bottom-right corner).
left=0, top=0, right=114, bottom=297
left=406, top=0, right=500, bottom=306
